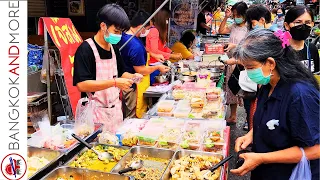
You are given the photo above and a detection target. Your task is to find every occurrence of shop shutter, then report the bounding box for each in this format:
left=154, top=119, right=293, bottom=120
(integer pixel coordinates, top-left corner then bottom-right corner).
left=28, top=0, right=46, bottom=17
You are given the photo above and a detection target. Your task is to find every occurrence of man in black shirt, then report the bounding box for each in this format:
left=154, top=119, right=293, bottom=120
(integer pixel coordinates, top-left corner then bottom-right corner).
left=196, top=6, right=212, bottom=35
left=73, top=4, right=142, bottom=133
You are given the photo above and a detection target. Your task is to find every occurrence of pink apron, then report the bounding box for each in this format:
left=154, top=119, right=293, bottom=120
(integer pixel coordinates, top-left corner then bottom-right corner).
left=86, top=38, right=123, bottom=133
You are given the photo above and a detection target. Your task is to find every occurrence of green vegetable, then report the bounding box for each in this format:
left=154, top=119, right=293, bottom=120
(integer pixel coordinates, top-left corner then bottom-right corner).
left=206, top=143, right=215, bottom=148
left=159, top=141, right=168, bottom=146
left=188, top=114, right=195, bottom=118
left=180, top=140, right=189, bottom=148
left=140, top=173, right=146, bottom=178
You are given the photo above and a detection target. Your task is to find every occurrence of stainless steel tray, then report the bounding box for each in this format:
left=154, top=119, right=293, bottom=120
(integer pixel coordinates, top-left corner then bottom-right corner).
left=161, top=149, right=224, bottom=180
left=41, top=166, right=134, bottom=180
left=111, top=146, right=175, bottom=178
left=64, top=143, right=130, bottom=172
left=28, top=147, right=63, bottom=180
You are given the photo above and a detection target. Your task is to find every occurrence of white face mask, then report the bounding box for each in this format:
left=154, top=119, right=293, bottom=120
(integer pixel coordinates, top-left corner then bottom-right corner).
left=140, top=29, right=150, bottom=37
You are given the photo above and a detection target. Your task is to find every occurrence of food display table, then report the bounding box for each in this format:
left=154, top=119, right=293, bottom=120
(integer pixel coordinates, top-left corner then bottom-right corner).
left=26, top=82, right=230, bottom=180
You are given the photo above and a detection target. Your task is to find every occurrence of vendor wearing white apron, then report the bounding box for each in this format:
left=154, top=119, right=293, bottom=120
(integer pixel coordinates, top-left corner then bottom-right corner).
left=73, top=4, right=140, bottom=133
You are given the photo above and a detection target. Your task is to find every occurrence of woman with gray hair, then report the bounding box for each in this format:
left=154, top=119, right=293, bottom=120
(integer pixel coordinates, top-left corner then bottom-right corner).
left=231, top=29, right=319, bottom=180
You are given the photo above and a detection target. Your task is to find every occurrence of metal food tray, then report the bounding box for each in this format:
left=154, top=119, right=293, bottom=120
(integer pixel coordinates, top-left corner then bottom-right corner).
left=111, top=146, right=175, bottom=176
left=28, top=147, right=63, bottom=180
left=64, top=143, right=130, bottom=171
left=41, top=166, right=134, bottom=180
left=161, top=150, right=224, bottom=180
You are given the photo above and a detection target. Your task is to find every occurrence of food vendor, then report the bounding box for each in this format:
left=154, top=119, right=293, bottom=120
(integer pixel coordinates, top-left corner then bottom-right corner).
left=146, top=7, right=182, bottom=85
left=73, top=4, right=141, bottom=133
left=119, top=11, right=170, bottom=118
left=196, top=6, right=212, bottom=35
left=284, top=5, right=320, bottom=73
left=171, top=31, right=196, bottom=60
left=231, top=29, right=320, bottom=180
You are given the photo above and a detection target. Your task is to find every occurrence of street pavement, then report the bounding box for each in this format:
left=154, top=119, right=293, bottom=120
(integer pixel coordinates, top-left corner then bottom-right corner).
left=227, top=106, right=251, bottom=180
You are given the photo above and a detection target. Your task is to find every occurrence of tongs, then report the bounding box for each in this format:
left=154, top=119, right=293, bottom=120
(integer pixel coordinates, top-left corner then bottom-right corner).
left=203, top=155, right=233, bottom=180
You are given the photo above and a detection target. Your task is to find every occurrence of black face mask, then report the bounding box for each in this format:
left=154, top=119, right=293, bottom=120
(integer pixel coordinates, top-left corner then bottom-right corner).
left=289, top=24, right=311, bottom=40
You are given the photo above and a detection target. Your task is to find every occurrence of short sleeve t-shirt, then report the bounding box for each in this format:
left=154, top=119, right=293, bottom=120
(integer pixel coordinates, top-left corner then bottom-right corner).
left=118, top=33, right=147, bottom=74
left=73, top=37, right=125, bottom=98
left=297, top=43, right=320, bottom=73
left=171, top=42, right=193, bottom=59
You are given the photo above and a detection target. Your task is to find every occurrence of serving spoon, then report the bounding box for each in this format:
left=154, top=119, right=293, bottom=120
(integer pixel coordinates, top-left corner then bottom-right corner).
left=72, top=133, right=113, bottom=161
left=118, top=160, right=144, bottom=174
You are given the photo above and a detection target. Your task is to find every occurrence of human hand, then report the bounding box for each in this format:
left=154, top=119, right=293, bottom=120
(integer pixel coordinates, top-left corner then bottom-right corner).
left=235, top=133, right=253, bottom=153
left=115, top=78, right=134, bottom=90
left=171, top=53, right=183, bottom=60
left=230, top=153, right=264, bottom=176
left=225, top=8, right=232, bottom=18
left=224, top=43, right=237, bottom=52
left=158, top=65, right=170, bottom=74
left=153, top=53, right=165, bottom=63
left=132, top=73, right=143, bottom=83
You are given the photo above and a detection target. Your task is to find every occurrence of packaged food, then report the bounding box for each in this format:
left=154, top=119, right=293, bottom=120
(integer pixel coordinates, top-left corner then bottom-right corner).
left=157, top=141, right=179, bottom=150
left=177, top=100, right=190, bottom=109
left=172, top=89, right=186, bottom=100
left=190, top=98, right=205, bottom=108
left=98, top=132, right=119, bottom=145
left=188, top=108, right=203, bottom=119
left=120, top=131, right=138, bottom=146
left=180, top=127, right=201, bottom=150
left=157, top=100, right=175, bottom=113
left=202, top=141, right=225, bottom=153
left=174, top=108, right=191, bottom=118
left=158, top=111, right=174, bottom=117
left=137, top=126, right=163, bottom=146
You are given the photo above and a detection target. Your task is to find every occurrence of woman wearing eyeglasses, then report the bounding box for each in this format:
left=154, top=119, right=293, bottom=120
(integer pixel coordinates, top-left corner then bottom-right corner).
left=284, top=5, right=319, bottom=73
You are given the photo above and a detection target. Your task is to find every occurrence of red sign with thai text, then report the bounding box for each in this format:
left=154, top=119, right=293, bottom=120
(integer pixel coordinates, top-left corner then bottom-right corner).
left=38, top=17, right=82, bottom=116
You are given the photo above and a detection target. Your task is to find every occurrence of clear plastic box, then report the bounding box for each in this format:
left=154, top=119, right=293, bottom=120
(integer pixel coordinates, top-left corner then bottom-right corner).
left=157, top=100, right=175, bottom=113
left=172, top=89, right=187, bottom=100
left=176, top=100, right=190, bottom=109
left=202, top=141, right=225, bottom=153
left=174, top=108, right=191, bottom=118
left=119, top=131, right=139, bottom=146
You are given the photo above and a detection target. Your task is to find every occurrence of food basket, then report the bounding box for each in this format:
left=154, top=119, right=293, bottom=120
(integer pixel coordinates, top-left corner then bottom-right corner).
left=65, top=143, right=130, bottom=173
left=28, top=147, right=63, bottom=180
left=111, top=146, right=175, bottom=179
left=40, top=167, right=134, bottom=180
left=161, top=150, right=224, bottom=180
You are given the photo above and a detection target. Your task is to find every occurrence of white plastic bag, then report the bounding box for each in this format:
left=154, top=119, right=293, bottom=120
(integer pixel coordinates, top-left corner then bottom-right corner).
left=289, top=148, right=312, bottom=180
left=74, top=93, right=95, bottom=137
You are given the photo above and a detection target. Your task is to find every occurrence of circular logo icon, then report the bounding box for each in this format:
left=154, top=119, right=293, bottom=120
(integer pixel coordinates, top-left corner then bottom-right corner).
left=1, top=153, right=27, bottom=180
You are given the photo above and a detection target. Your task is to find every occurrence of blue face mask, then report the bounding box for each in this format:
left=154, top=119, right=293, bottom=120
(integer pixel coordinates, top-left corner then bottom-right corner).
left=104, top=30, right=122, bottom=44
left=234, top=18, right=244, bottom=24
left=253, top=24, right=264, bottom=30
left=277, top=14, right=283, bottom=18
left=246, top=66, right=271, bottom=85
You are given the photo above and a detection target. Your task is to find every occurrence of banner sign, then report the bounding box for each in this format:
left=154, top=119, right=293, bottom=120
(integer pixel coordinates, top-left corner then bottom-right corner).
left=169, top=0, right=198, bottom=46
left=38, top=17, right=83, bottom=115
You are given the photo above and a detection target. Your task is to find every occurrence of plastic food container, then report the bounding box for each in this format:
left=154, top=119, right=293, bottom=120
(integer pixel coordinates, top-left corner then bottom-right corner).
left=157, top=100, right=175, bottom=113
left=119, top=131, right=139, bottom=146
left=202, top=142, right=225, bottom=153
left=176, top=100, right=190, bottom=109
left=179, top=132, right=201, bottom=151
left=172, top=89, right=186, bottom=100
left=174, top=108, right=191, bottom=118
left=137, top=125, right=163, bottom=146
left=157, top=141, right=179, bottom=150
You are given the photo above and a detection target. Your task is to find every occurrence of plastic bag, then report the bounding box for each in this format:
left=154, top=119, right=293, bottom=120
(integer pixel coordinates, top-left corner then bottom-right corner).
left=289, top=148, right=312, bottom=180
left=74, top=94, right=95, bottom=137
left=98, top=132, right=119, bottom=145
